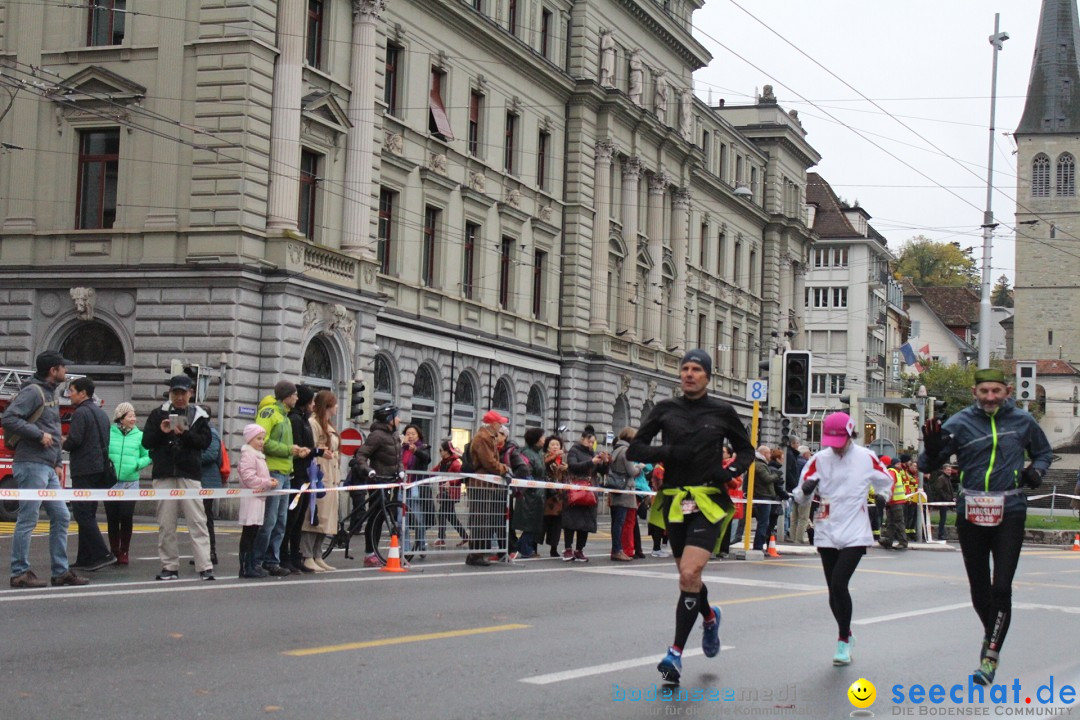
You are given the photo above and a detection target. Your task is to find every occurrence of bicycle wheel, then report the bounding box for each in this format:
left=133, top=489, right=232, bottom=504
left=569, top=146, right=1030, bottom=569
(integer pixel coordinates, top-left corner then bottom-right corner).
left=368, top=501, right=410, bottom=564
left=323, top=507, right=367, bottom=560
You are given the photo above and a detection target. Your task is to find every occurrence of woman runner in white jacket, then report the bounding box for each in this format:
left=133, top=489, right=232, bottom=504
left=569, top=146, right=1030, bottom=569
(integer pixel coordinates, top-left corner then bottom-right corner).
left=792, top=412, right=893, bottom=666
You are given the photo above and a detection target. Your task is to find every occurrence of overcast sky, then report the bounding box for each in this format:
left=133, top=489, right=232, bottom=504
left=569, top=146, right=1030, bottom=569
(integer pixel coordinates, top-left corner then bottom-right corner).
left=692, top=0, right=1045, bottom=283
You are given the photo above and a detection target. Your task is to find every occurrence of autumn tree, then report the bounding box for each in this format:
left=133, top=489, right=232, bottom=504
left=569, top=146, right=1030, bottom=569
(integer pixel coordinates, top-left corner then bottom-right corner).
left=991, top=275, right=1014, bottom=307
left=895, top=236, right=979, bottom=289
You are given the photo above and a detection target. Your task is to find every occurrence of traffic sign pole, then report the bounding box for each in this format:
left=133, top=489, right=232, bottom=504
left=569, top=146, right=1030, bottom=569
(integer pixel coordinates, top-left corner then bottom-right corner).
left=741, top=398, right=761, bottom=552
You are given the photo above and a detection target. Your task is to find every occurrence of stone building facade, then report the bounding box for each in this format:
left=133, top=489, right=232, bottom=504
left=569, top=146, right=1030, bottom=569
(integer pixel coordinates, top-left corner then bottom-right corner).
left=0, top=0, right=818, bottom=451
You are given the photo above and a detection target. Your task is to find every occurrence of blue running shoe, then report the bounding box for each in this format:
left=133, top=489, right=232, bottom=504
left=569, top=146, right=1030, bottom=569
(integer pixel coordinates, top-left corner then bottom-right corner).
left=972, top=657, right=997, bottom=686
left=702, top=606, right=722, bottom=658
left=832, top=640, right=852, bottom=666
left=657, top=647, right=682, bottom=683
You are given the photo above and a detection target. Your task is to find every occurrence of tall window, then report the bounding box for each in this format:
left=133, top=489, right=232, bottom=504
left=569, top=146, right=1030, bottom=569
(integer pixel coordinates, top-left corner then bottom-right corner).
left=715, top=321, right=724, bottom=371
left=1032, top=154, right=1050, bottom=197
left=507, top=0, right=518, bottom=36
left=537, top=130, right=550, bottom=189
left=504, top=112, right=518, bottom=174
left=698, top=313, right=708, bottom=347
left=76, top=129, right=120, bottom=230
left=298, top=149, right=320, bottom=240
left=377, top=188, right=395, bottom=274
left=733, top=240, right=742, bottom=285
left=699, top=221, right=708, bottom=267
left=532, top=250, right=546, bottom=319
left=702, top=130, right=711, bottom=168
left=373, top=354, right=395, bottom=407
left=384, top=44, right=401, bottom=115
left=468, top=91, right=482, bottom=156
left=463, top=222, right=479, bottom=299
left=731, top=325, right=740, bottom=375
left=422, top=206, right=440, bottom=286
left=499, top=237, right=513, bottom=309
left=716, top=231, right=726, bottom=277
left=412, top=365, right=438, bottom=443
left=812, top=374, right=827, bottom=394
left=834, top=247, right=848, bottom=266
left=525, top=385, right=544, bottom=428
left=1057, top=153, right=1075, bottom=196
left=540, top=9, right=553, bottom=58
left=749, top=249, right=757, bottom=294
left=87, top=0, right=125, bottom=46
left=719, top=144, right=728, bottom=182
left=306, top=0, right=324, bottom=69
left=833, top=287, right=848, bottom=307
left=429, top=68, right=453, bottom=140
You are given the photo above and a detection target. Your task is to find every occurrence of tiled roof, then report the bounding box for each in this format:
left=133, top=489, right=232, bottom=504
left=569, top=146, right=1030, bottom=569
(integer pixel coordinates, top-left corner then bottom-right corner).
left=806, top=173, right=858, bottom=238
left=916, top=286, right=980, bottom=327
left=900, top=277, right=922, bottom=298
left=1001, top=359, right=1080, bottom=376
left=1017, top=0, right=1080, bottom=134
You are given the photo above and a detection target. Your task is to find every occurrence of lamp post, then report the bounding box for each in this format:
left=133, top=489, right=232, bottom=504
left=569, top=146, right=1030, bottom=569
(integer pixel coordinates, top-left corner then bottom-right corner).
left=978, top=15, right=1008, bottom=368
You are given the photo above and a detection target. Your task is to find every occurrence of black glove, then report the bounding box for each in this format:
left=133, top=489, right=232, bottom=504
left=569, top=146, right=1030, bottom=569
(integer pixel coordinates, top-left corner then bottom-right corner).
left=776, top=486, right=790, bottom=501
left=707, top=465, right=733, bottom=489
left=1020, top=466, right=1043, bottom=489
left=799, top=479, right=819, bottom=497
left=923, top=417, right=951, bottom=458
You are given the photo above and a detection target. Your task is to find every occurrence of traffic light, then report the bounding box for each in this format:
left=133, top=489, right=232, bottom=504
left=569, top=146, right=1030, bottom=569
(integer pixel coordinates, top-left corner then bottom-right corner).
left=1015, top=361, right=1037, bottom=403
left=780, top=417, right=792, bottom=445
left=781, top=350, right=811, bottom=417
left=349, top=378, right=366, bottom=420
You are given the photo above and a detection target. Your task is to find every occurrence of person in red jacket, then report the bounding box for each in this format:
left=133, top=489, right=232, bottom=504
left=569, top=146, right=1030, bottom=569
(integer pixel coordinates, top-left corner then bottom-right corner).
left=433, top=440, right=467, bottom=547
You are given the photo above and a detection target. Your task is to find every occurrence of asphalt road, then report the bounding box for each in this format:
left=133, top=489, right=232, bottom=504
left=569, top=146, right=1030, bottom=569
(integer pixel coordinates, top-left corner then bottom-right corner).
left=2, top=520, right=1079, bottom=720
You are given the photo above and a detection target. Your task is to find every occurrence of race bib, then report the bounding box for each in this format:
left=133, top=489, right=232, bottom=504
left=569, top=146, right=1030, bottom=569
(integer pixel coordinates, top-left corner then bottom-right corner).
left=814, top=501, right=830, bottom=521
left=965, top=494, right=1004, bottom=527
left=680, top=499, right=698, bottom=516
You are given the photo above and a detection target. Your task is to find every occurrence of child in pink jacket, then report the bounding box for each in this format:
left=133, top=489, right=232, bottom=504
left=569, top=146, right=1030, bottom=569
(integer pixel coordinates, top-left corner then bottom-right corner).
left=237, top=424, right=278, bottom=579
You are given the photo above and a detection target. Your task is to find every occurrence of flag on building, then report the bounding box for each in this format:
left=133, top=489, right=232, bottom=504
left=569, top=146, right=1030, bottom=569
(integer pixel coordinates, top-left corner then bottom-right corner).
left=899, top=343, right=917, bottom=366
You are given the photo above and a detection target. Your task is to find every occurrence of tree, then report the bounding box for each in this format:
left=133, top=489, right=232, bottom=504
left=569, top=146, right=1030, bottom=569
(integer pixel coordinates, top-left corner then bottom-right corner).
left=895, top=236, right=979, bottom=289
left=903, top=361, right=975, bottom=419
left=991, top=274, right=1014, bottom=307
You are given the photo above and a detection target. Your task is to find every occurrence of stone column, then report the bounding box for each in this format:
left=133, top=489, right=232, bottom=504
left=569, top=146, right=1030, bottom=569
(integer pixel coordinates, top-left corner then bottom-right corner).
left=645, top=171, right=668, bottom=343
left=266, top=0, right=305, bottom=233
left=342, top=0, right=386, bottom=256
left=792, top=260, right=807, bottom=348
left=590, top=140, right=615, bottom=333
left=672, top=188, right=691, bottom=351
left=618, top=157, right=642, bottom=340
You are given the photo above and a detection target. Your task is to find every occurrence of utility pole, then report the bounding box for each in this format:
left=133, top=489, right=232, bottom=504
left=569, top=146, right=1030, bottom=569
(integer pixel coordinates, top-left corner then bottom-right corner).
left=978, top=14, right=1008, bottom=368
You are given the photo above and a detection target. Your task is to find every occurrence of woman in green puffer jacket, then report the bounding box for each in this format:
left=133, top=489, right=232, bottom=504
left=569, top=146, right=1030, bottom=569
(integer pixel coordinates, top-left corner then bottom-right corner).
left=107, top=402, right=151, bottom=565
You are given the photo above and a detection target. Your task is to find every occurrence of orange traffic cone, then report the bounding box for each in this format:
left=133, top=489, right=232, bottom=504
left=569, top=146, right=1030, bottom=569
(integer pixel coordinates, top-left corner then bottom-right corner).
left=767, top=534, right=780, bottom=558
left=1071, top=534, right=1080, bottom=552
left=381, top=534, right=408, bottom=573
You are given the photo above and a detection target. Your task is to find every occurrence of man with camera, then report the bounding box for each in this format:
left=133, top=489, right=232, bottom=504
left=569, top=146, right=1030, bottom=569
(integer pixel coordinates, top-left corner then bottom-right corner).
left=142, top=374, right=215, bottom=581
left=918, top=367, right=1052, bottom=686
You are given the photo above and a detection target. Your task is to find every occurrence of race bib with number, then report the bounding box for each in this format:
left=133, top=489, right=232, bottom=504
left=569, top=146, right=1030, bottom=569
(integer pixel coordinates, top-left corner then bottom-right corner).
left=680, top=499, right=698, bottom=516
left=814, top=501, right=830, bottom=521
left=965, top=494, right=1004, bottom=527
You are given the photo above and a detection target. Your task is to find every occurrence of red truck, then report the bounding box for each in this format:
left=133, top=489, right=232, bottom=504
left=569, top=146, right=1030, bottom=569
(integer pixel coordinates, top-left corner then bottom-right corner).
left=0, top=368, right=77, bottom=521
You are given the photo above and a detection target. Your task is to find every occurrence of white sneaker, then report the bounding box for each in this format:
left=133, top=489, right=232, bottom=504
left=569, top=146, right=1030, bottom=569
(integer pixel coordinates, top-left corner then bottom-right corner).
left=651, top=549, right=671, bottom=558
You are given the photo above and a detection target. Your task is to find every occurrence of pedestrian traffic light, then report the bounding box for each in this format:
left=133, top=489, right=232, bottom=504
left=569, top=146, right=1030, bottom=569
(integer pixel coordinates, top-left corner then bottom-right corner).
left=780, top=417, right=792, bottom=445
left=781, top=350, right=811, bottom=418
left=1015, top=361, right=1037, bottom=403
left=349, top=378, right=366, bottom=420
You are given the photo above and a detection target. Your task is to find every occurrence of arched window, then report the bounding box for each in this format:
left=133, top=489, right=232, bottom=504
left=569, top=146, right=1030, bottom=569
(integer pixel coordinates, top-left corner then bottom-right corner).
left=525, top=384, right=544, bottom=429
left=373, top=354, right=395, bottom=406
left=1032, top=154, right=1050, bottom=197
left=301, top=336, right=334, bottom=389
left=59, top=321, right=126, bottom=410
left=411, top=364, right=438, bottom=442
left=1056, top=153, right=1075, bottom=196
left=451, top=373, right=478, bottom=449
left=493, top=378, right=513, bottom=418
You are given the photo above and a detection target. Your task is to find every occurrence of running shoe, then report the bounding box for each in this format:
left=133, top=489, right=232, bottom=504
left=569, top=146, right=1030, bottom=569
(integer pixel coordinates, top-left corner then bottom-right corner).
left=702, top=606, right=722, bottom=658
left=657, top=647, right=682, bottom=683
left=651, top=549, right=671, bottom=558
left=562, top=548, right=575, bottom=562
left=573, top=550, right=589, bottom=563
left=363, top=554, right=383, bottom=568
left=973, top=657, right=997, bottom=686
left=832, top=640, right=852, bottom=666
left=155, top=568, right=179, bottom=581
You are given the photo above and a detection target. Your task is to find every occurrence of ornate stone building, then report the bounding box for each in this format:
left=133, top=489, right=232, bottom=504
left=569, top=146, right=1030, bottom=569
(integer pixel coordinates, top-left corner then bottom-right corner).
left=0, top=0, right=818, bottom=449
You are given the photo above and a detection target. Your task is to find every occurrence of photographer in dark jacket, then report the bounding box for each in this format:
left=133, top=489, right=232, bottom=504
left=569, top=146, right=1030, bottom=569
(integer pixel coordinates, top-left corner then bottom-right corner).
left=142, top=375, right=215, bottom=581
left=285, top=385, right=318, bottom=573
left=348, top=404, right=403, bottom=567
left=62, top=377, right=115, bottom=570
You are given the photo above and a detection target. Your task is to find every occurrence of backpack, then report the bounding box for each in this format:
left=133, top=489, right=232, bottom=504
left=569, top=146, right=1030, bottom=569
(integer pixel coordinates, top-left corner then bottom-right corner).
left=4, top=384, right=48, bottom=451
left=460, top=441, right=475, bottom=474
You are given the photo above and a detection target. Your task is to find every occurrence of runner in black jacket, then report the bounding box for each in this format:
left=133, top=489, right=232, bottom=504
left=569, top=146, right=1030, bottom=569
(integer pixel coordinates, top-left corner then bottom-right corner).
left=628, top=349, right=754, bottom=683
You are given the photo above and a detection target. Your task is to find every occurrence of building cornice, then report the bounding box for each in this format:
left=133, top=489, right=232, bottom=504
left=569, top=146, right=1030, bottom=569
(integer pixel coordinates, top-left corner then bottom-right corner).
left=613, top=0, right=711, bottom=70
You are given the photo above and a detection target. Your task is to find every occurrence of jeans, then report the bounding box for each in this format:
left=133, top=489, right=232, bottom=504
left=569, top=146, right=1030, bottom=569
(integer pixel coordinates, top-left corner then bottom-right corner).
left=752, top=501, right=772, bottom=550
left=936, top=508, right=950, bottom=540
left=10, top=463, right=69, bottom=578
left=517, top=531, right=537, bottom=557
left=254, top=471, right=290, bottom=567
left=610, top=506, right=629, bottom=553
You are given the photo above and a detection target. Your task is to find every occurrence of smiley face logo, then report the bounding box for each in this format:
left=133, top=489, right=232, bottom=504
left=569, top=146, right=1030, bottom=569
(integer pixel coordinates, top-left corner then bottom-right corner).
left=847, top=678, right=876, bottom=709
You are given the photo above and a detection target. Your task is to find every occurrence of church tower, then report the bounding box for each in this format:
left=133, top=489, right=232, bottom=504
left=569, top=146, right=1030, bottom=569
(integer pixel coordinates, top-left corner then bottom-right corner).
left=1013, top=0, right=1080, bottom=360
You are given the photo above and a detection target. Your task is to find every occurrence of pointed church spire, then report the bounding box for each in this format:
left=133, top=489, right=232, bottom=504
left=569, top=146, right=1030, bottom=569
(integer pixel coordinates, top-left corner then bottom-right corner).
left=1017, top=0, right=1080, bottom=134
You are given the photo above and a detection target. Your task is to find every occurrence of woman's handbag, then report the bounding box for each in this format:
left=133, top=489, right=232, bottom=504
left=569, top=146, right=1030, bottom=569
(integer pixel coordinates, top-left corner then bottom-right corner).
left=567, top=479, right=597, bottom=508
left=729, top=487, right=745, bottom=520
left=98, top=421, right=119, bottom=488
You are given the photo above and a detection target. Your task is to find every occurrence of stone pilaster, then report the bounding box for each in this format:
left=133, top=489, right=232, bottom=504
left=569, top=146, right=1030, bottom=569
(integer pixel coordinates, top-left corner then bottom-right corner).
left=590, top=140, right=616, bottom=333
left=342, top=0, right=386, bottom=256
left=645, top=171, right=668, bottom=343
left=618, top=157, right=642, bottom=340
left=266, top=0, right=305, bottom=232
left=672, top=188, right=691, bottom=351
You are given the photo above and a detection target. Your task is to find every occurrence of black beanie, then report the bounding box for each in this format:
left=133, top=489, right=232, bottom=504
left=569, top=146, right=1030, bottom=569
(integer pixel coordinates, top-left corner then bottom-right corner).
left=680, top=349, right=713, bottom=377
left=295, top=384, right=315, bottom=407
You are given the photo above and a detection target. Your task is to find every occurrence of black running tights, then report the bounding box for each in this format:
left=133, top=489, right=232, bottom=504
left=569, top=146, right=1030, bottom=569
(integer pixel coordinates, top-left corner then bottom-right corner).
left=956, top=513, right=1025, bottom=657
left=819, top=546, right=866, bottom=641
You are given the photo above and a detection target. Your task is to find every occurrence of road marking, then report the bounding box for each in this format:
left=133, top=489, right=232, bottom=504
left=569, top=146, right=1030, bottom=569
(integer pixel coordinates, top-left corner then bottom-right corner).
left=853, top=603, right=970, bottom=625
left=520, top=647, right=732, bottom=685
left=578, top=566, right=822, bottom=592
left=284, top=623, right=530, bottom=656
left=1013, top=602, right=1080, bottom=615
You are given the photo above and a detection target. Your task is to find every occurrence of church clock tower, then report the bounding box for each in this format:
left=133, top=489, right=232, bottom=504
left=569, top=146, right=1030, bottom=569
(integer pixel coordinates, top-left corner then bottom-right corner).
left=1014, top=0, right=1080, bottom=360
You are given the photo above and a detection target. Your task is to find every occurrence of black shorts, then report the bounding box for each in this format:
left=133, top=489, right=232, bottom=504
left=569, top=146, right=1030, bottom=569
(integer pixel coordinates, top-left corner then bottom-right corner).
left=668, top=511, right=723, bottom=558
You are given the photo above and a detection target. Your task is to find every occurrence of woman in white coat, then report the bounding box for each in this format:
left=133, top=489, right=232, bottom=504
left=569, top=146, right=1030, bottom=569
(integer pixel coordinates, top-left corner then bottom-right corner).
left=792, top=412, right=893, bottom=667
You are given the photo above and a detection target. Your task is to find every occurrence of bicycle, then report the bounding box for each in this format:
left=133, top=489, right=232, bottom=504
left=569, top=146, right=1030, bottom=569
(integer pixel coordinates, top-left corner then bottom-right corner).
left=320, top=474, right=412, bottom=564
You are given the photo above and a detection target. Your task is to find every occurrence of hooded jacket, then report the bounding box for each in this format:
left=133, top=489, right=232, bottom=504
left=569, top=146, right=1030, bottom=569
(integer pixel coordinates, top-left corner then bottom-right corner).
left=918, top=398, right=1052, bottom=516
left=1, top=375, right=62, bottom=467
left=109, top=424, right=151, bottom=483
left=142, top=402, right=212, bottom=480
left=256, top=395, right=294, bottom=475
left=350, top=420, right=402, bottom=479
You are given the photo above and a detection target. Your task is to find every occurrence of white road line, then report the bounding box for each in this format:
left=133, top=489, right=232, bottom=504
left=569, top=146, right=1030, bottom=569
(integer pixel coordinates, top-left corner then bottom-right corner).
left=519, top=647, right=736, bottom=685
left=853, top=603, right=970, bottom=625
left=578, top=566, right=822, bottom=592
left=1013, top=602, right=1080, bottom=614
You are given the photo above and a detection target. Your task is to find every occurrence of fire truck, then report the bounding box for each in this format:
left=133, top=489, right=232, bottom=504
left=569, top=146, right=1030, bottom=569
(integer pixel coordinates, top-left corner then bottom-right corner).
left=0, top=368, right=79, bottom=521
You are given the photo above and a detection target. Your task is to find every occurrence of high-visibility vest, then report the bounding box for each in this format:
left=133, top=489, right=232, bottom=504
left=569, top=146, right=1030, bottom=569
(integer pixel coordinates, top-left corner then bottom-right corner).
left=887, top=468, right=907, bottom=504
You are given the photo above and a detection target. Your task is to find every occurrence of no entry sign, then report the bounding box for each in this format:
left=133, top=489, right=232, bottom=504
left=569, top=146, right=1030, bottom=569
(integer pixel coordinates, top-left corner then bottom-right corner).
left=339, top=427, right=364, bottom=456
